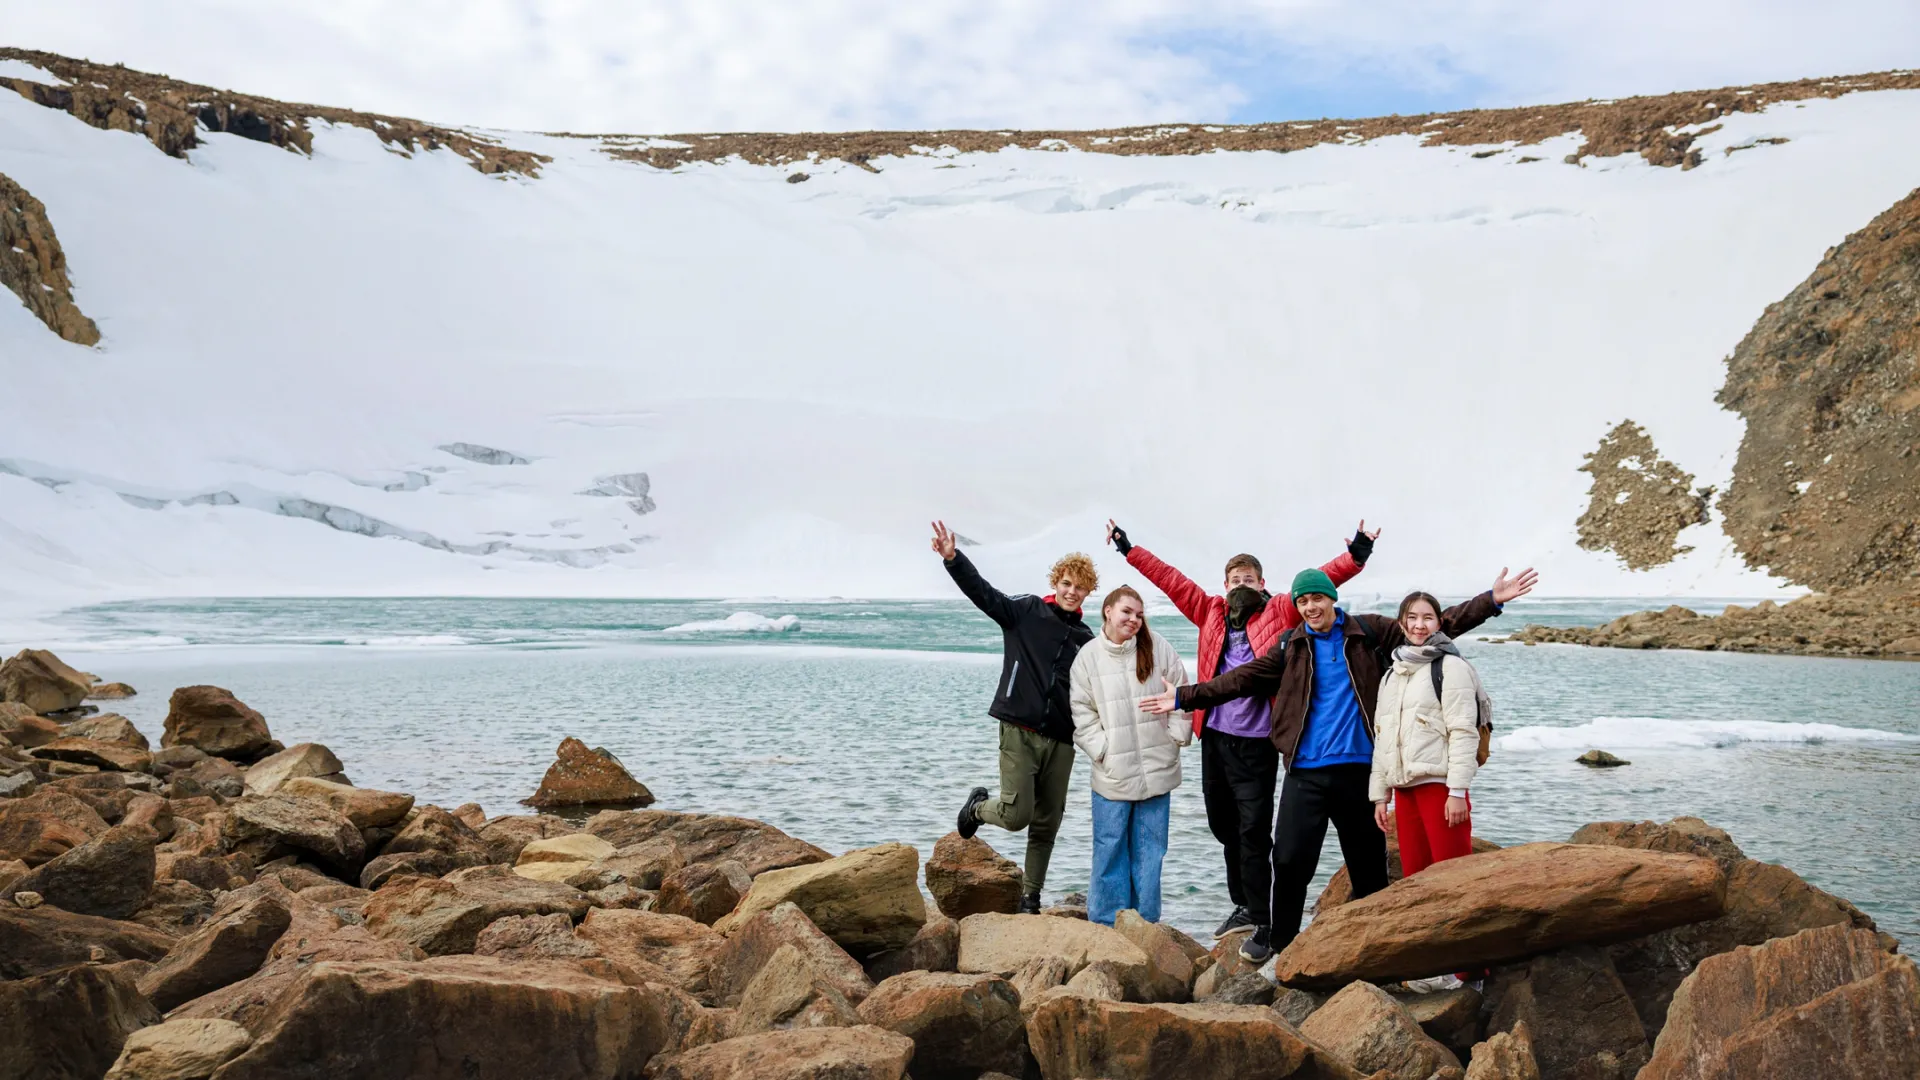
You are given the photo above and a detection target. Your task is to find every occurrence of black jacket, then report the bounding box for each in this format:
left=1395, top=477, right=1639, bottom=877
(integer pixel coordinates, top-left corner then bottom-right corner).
left=944, top=551, right=1093, bottom=743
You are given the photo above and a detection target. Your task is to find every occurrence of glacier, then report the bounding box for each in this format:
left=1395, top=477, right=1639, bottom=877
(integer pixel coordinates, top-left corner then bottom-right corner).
left=5, top=77, right=1920, bottom=620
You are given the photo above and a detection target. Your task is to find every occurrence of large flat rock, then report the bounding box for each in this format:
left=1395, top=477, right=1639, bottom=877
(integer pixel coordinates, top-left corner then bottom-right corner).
left=717, top=842, right=925, bottom=961
left=1025, top=997, right=1311, bottom=1080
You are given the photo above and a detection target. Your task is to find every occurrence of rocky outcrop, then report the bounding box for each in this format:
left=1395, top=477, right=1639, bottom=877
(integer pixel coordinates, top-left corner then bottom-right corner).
left=1026, top=997, right=1312, bottom=1080
left=523, top=737, right=655, bottom=809
left=0, top=173, right=101, bottom=346
left=1511, top=583, right=1920, bottom=658
left=925, top=832, right=1024, bottom=919
left=717, top=842, right=926, bottom=960
left=163, top=687, right=276, bottom=763
left=0, top=702, right=63, bottom=747
left=61, top=713, right=149, bottom=748
left=1, top=648, right=94, bottom=714
left=1275, top=843, right=1727, bottom=989
left=866, top=915, right=959, bottom=983
left=1642, top=923, right=1918, bottom=1079
left=1574, top=420, right=1713, bottom=570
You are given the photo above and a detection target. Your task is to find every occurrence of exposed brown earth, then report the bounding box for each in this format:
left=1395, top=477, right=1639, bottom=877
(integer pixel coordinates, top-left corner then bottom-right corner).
left=0, top=48, right=549, bottom=178
left=0, top=172, right=99, bottom=346
left=1574, top=421, right=1713, bottom=571
left=1511, top=581, right=1920, bottom=658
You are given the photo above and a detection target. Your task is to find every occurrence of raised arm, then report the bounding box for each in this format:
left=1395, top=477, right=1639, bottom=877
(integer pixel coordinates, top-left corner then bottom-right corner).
left=934, top=522, right=1020, bottom=627
left=1440, top=565, right=1536, bottom=638
left=1110, top=521, right=1217, bottom=628
left=1254, top=521, right=1378, bottom=637
left=1173, top=639, right=1287, bottom=713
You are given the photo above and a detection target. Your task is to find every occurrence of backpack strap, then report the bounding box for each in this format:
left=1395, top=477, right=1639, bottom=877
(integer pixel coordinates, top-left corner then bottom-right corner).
left=1430, top=656, right=1446, bottom=704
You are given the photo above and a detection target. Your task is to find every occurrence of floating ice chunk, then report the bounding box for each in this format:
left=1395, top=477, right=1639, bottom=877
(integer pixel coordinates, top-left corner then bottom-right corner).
left=663, top=612, right=802, bottom=634
left=1498, top=715, right=1916, bottom=751
left=438, top=442, right=530, bottom=466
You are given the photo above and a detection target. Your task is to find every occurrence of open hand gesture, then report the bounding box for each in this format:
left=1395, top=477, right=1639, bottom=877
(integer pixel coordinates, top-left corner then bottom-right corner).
left=1138, top=681, right=1180, bottom=715
left=930, top=521, right=958, bottom=561
left=1491, top=566, right=1538, bottom=605
left=1105, top=519, right=1132, bottom=555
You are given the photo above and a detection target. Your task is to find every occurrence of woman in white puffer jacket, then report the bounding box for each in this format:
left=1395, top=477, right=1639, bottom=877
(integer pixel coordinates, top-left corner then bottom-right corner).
left=1069, top=585, right=1191, bottom=925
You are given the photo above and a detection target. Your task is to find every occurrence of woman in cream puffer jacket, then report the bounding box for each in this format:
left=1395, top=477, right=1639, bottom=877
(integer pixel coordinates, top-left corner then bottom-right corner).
left=1070, top=586, right=1190, bottom=925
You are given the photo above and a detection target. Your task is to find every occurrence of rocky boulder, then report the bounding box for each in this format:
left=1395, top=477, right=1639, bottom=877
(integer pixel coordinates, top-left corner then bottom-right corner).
left=523, top=737, right=655, bottom=809
left=957, top=913, right=1152, bottom=989
left=1485, top=946, right=1649, bottom=1079
left=162, top=687, right=275, bottom=763
left=382, top=805, right=492, bottom=860
left=1026, top=997, right=1311, bottom=1080
left=1275, top=843, right=1728, bottom=989
left=574, top=908, right=724, bottom=1002
left=241, top=743, right=346, bottom=796
left=1390, top=984, right=1484, bottom=1059
left=62, top=713, right=149, bottom=749
left=0, top=903, right=176, bottom=978
left=1465, top=1020, right=1541, bottom=1080
left=513, top=832, right=617, bottom=882
left=1, top=648, right=93, bottom=714
left=474, top=912, right=600, bottom=962
left=865, top=914, right=959, bottom=982
left=1642, top=923, right=1917, bottom=1079
left=856, top=970, right=1025, bottom=1079
left=362, top=864, right=589, bottom=955
left=169, top=924, right=425, bottom=1033
left=278, top=777, right=413, bottom=829
left=4, top=822, right=158, bottom=918
left=89, top=681, right=139, bottom=701
left=105, top=1018, right=253, bottom=1080
left=925, top=831, right=1023, bottom=919
left=585, top=809, right=829, bottom=876
left=655, top=860, right=750, bottom=925
left=1299, top=981, right=1461, bottom=1080
left=222, top=795, right=365, bottom=876
left=475, top=814, right=579, bottom=864
left=0, top=963, right=161, bottom=1080
left=717, top=842, right=925, bottom=960
left=138, top=886, right=295, bottom=1011
left=711, top=901, right=874, bottom=1008
left=735, top=942, right=861, bottom=1033
left=359, top=850, right=492, bottom=891
left=32, top=736, right=154, bottom=773
left=1113, top=909, right=1194, bottom=1002
left=200, top=956, right=694, bottom=1080
left=641, top=1026, right=914, bottom=1080
left=597, top=836, right=686, bottom=890
left=0, top=786, right=108, bottom=865
left=1315, top=813, right=1501, bottom=913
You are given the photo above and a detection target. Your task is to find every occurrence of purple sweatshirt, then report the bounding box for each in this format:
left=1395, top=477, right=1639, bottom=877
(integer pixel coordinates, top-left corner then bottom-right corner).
left=1204, top=628, right=1273, bottom=738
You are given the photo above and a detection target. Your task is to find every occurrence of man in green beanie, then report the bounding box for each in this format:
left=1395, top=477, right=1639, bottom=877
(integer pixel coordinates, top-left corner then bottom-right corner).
left=1144, top=563, right=1537, bottom=963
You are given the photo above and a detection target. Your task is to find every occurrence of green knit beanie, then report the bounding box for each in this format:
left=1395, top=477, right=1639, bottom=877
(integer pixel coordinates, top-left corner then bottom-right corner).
left=1290, top=568, right=1338, bottom=602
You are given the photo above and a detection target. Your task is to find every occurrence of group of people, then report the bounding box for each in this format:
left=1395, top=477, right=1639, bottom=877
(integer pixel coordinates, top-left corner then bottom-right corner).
left=932, top=518, right=1537, bottom=983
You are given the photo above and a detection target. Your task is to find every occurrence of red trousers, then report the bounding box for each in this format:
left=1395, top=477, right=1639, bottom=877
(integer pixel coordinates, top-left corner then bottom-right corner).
left=1394, top=782, right=1473, bottom=877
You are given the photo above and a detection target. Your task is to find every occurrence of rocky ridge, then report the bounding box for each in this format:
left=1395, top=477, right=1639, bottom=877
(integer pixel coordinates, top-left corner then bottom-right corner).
left=3, top=647, right=1913, bottom=1078
left=1510, top=582, right=1920, bottom=657
left=0, top=172, right=99, bottom=346
left=1574, top=421, right=1713, bottom=572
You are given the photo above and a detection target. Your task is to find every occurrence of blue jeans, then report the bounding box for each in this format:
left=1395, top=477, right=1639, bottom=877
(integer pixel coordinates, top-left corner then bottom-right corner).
left=1089, top=791, right=1170, bottom=925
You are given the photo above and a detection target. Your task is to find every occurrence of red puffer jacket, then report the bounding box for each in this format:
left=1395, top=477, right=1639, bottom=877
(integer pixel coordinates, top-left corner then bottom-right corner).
left=1125, top=545, right=1364, bottom=738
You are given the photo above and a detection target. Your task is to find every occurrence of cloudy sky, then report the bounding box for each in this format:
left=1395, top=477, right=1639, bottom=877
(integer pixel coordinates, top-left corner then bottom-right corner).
left=3, top=1, right=1916, bottom=132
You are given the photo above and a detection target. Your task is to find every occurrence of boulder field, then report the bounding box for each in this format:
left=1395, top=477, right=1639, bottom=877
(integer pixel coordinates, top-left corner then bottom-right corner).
left=0, top=650, right=1913, bottom=1079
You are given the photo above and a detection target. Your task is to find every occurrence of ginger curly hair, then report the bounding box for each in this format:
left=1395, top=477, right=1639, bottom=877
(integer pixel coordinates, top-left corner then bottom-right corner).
left=1048, top=552, right=1099, bottom=592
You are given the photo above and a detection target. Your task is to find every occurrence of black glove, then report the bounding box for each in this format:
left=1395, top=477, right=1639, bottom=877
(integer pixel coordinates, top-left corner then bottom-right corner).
left=1109, top=524, right=1132, bottom=555
left=1348, top=527, right=1374, bottom=566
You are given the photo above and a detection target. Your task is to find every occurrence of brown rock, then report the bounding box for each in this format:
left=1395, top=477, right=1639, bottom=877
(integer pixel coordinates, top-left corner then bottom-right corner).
left=0, top=963, right=160, bottom=1080
left=1572, top=818, right=1744, bottom=868
left=5, top=822, right=157, bottom=918
left=88, top=682, right=138, bottom=701
left=1485, top=946, right=1649, bottom=1080
left=1, top=648, right=93, bottom=714
left=162, top=687, right=275, bottom=762
left=0, top=857, right=25, bottom=891
left=358, top=851, right=492, bottom=891
left=736, top=942, right=861, bottom=1033
left=105, top=1018, right=252, bottom=1080
left=711, top=901, right=874, bottom=1008
left=32, top=735, right=155, bottom=773
left=278, top=777, right=412, bottom=828
left=1390, top=985, right=1483, bottom=1058
left=1271, top=988, right=1330, bottom=1027
left=641, top=1025, right=915, bottom=1080
left=957, top=912, right=1152, bottom=989
left=172, top=757, right=246, bottom=799
left=451, top=803, right=487, bottom=829
left=523, top=737, right=655, bottom=809
left=1275, top=843, right=1728, bottom=989
left=575, top=908, right=724, bottom=1001
left=383, top=805, right=491, bottom=860
left=131, top=879, right=219, bottom=938
left=1202, top=971, right=1278, bottom=1006
left=1064, top=959, right=1129, bottom=1000
left=474, top=911, right=600, bottom=961
left=1027, top=996, right=1311, bottom=1079
left=203, top=955, right=691, bottom=1079
left=1300, top=981, right=1462, bottom=1080
left=0, top=702, right=63, bottom=748
left=240, top=743, right=344, bottom=796
left=925, top=831, right=1024, bottom=919
left=1642, top=923, right=1918, bottom=1080
left=0, top=903, right=176, bottom=978
left=123, top=794, right=175, bottom=840
left=856, top=969, right=1025, bottom=1079
left=1113, top=909, right=1195, bottom=1002
left=155, top=852, right=252, bottom=893
left=1009, top=955, right=1070, bottom=1004
left=1316, top=816, right=1501, bottom=914
left=585, top=809, right=829, bottom=876
left=222, top=795, right=364, bottom=875
left=169, top=924, right=423, bottom=1031
left=62, top=713, right=150, bottom=749
left=655, top=859, right=750, bottom=924
left=718, top=842, right=925, bottom=961
left=0, top=786, right=109, bottom=865
left=474, top=813, right=578, bottom=864
left=138, top=887, right=294, bottom=1011
left=362, top=864, right=589, bottom=955
left=513, top=833, right=617, bottom=881
left=864, top=914, right=959, bottom=982
left=597, top=836, right=686, bottom=889
left=1465, top=1020, right=1541, bottom=1080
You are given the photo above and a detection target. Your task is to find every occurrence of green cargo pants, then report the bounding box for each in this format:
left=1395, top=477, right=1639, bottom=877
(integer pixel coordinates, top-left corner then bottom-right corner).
left=974, top=720, right=1076, bottom=892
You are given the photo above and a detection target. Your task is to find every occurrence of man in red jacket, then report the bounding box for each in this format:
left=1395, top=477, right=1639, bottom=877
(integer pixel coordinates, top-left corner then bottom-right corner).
left=1106, top=519, right=1377, bottom=939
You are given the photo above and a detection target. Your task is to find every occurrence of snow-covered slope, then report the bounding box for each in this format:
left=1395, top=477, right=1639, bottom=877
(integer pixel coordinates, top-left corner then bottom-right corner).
left=5, top=59, right=1920, bottom=613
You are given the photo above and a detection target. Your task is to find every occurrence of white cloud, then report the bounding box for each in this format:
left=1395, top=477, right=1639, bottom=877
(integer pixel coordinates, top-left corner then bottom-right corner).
left=0, top=0, right=1914, bottom=131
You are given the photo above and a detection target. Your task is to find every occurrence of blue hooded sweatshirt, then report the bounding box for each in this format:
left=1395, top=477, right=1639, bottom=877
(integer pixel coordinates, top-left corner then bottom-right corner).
left=1291, top=610, right=1373, bottom=769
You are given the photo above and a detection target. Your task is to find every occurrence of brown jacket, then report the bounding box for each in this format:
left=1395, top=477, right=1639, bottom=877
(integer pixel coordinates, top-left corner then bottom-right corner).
left=1177, top=591, right=1503, bottom=767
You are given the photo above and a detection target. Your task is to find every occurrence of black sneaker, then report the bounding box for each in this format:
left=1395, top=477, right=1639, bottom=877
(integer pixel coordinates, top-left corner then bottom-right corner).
left=957, top=787, right=989, bottom=840
left=1018, top=891, right=1043, bottom=915
left=1238, top=925, right=1275, bottom=965
left=1213, top=905, right=1255, bottom=939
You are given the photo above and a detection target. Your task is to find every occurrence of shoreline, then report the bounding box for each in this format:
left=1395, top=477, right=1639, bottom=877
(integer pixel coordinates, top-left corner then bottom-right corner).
left=1508, top=581, right=1920, bottom=660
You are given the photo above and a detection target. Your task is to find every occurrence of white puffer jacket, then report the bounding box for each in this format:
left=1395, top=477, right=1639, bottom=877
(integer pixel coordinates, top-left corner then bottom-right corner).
left=1368, top=653, right=1483, bottom=803
left=1069, top=629, right=1191, bottom=802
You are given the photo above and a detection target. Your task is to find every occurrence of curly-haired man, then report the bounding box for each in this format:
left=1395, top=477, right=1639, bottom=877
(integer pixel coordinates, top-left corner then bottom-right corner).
left=932, top=520, right=1097, bottom=913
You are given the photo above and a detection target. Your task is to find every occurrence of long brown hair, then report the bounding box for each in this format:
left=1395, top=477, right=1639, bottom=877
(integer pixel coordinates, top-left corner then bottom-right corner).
left=1102, top=586, right=1155, bottom=682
